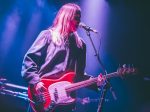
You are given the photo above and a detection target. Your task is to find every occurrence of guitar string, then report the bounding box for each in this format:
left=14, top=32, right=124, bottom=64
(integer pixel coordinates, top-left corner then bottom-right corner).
left=35, top=72, right=121, bottom=101
left=37, top=80, right=98, bottom=101
left=36, top=77, right=99, bottom=100
left=38, top=79, right=97, bottom=99
left=37, top=78, right=97, bottom=99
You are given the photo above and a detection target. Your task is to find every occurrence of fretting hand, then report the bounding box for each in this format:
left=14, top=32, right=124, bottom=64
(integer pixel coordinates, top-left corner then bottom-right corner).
left=97, top=73, right=106, bottom=86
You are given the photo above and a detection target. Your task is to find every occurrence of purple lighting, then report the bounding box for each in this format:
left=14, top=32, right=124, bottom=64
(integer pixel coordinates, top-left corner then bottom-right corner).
left=22, top=12, right=42, bottom=50
left=79, top=0, right=110, bottom=75
left=0, top=8, right=20, bottom=62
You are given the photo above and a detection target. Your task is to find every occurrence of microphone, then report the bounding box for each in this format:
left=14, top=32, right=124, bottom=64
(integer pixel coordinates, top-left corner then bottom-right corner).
left=79, top=22, right=98, bottom=33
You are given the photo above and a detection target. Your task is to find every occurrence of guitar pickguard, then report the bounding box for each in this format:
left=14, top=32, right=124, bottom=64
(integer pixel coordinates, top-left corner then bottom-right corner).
left=48, top=81, right=75, bottom=104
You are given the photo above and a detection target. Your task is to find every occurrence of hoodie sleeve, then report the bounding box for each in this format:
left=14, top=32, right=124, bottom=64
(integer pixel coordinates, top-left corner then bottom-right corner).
left=21, top=30, right=51, bottom=85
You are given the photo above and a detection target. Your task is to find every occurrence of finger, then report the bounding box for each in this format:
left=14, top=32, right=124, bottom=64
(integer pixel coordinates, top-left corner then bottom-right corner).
left=41, top=86, right=47, bottom=91
left=99, top=73, right=103, bottom=77
left=36, top=87, right=42, bottom=93
left=98, top=76, right=102, bottom=81
left=35, top=83, right=45, bottom=93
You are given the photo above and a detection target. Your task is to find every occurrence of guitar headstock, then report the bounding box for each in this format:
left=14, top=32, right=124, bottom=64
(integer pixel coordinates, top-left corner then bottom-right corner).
left=117, top=64, right=137, bottom=77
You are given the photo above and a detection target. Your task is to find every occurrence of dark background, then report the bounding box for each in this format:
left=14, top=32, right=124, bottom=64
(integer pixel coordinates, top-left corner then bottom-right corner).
left=0, top=0, right=150, bottom=112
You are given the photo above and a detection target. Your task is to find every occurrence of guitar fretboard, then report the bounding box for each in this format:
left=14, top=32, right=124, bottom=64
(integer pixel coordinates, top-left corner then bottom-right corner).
left=66, top=72, right=119, bottom=92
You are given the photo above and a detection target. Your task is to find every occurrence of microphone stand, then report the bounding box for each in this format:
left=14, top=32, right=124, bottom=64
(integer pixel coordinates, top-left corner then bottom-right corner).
left=85, top=31, right=107, bottom=74
left=85, top=31, right=117, bottom=112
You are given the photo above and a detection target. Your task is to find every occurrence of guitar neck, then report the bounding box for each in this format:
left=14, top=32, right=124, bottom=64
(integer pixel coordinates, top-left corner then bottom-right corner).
left=66, top=72, right=119, bottom=92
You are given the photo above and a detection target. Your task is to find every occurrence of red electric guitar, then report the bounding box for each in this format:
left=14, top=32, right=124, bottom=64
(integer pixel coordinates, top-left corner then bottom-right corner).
left=28, top=65, right=136, bottom=112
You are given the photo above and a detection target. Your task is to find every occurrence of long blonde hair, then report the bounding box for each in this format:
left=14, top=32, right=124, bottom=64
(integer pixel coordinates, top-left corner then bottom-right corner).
left=49, top=3, right=83, bottom=48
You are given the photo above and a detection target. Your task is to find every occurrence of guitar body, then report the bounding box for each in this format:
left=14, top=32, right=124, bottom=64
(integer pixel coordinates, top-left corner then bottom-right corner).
left=28, top=72, right=76, bottom=112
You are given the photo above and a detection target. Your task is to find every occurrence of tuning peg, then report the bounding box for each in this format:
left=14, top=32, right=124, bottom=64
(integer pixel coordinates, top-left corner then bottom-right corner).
left=122, top=64, right=127, bottom=68
left=117, top=64, right=124, bottom=79
left=117, top=64, right=122, bottom=72
left=127, top=64, right=134, bottom=74
left=127, top=64, right=131, bottom=68
left=128, top=64, right=137, bottom=74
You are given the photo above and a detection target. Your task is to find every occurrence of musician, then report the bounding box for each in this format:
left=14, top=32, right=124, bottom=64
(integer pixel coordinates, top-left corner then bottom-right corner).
left=21, top=3, right=104, bottom=112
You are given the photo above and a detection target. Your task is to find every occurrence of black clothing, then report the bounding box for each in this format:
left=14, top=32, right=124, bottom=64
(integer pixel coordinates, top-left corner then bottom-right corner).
left=21, top=29, right=89, bottom=85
